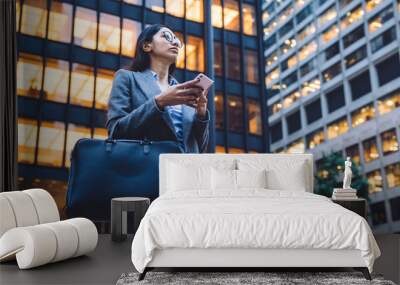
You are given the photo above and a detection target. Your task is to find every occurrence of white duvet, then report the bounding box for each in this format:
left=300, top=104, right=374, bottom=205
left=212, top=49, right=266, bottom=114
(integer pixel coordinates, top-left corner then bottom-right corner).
left=131, top=189, right=380, bottom=273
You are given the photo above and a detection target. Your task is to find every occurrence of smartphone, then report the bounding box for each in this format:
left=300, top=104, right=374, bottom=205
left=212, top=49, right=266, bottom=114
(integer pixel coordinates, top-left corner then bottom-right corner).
left=194, top=73, right=214, bottom=90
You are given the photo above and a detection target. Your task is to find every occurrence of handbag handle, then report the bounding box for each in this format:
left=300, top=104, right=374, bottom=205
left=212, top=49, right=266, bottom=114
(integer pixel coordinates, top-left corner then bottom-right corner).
left=105, top=137, right=152, bottom=155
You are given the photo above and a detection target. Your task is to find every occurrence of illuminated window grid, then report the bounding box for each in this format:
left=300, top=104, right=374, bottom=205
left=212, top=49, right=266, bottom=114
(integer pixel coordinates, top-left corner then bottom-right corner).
left=65, top=124, right=92, bottom=168
left=48, top=1, right=73, bottom=43
left=43, top=58, right=69, bottom=103
left=95, top=68, right=114, bottom=110
left=17, top=53, right=43, bottom=98
left=20, top=0, right=48, bottom=38
left=18, top=118, right=38, bottom=164
left=74, top=6, right=97, bottom=50
left=367, top=169, right=383, bottom=194
left=380, top=129, right=399, bottom=155
left=327, top=118, right=349, bottom=140
left=247, top=99, right=262, bottom=136
left=340, top=5, right=364, bottom=31
left=351, top=104, right=376, bottom=128
left=377, top=90, right=400, bottom=115
left=363, top=137, right=380, bottom=163
left=286, top=139, right=305, bottom=154
left=385, top=163, right=400, bottom=188
left=307, top=129, right=325, bottom=150
left=70, top=63, right=95, bottom=108
left=37, top=121, right=66, bottom=167
left=98, top=13, right=121, bottom=54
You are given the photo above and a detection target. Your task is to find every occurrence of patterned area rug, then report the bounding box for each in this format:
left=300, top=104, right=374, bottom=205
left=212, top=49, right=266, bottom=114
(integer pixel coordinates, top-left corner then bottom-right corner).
left=116, top=271, right=395, bottom=285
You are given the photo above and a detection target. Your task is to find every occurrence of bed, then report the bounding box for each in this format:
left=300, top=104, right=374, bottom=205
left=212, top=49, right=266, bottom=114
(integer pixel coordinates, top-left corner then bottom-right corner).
left=131, top=154, right=381, bottom=281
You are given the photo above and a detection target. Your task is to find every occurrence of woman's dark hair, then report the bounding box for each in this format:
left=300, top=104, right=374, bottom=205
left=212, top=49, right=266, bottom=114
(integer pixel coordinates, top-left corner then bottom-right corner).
left=128, top=24, right=176, bottom=75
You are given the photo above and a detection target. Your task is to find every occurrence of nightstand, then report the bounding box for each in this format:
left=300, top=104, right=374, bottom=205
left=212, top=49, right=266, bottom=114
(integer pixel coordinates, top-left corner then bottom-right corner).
left=331, top=198, right=367, bottom=219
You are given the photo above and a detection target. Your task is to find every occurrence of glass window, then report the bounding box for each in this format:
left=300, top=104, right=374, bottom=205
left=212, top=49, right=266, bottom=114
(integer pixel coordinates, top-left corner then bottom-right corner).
left=226, top=45, right=241, bottom=80
left=297, top=23, right=315, bottom=43
left=351, top=104, right=375, bottom=127
left=212, top=0, right=223, bottom=28
left=186, top=0, right=204, bottom=22
left=327, top=117, right=348, bottom=139
left=296, top=4, right=312, bottom=25
left=280, top=37, right=296, bottom=55
left=245, top=50, right=258, bottom=83
left=74, top=7, right=97, bottom=50
left=124, top=0, right=143, bottom=5
left=385, top=163, right=400, bottom=188
left=391, top=197, right=400, bottom=221
left=18, top=118, right=38, bottom=164
left=376, top=53, right=400, bottom=86
left=214, top=42, right=223, bottom=76
left=300, top=77, right=320, bottom=97
left=277, top=4, right=293, bottom=26
left=305, top=98, right=322, bottom=124
left=48, top=1, right=73, bottom=43
left=70, top=63, right=94, bottom=108
left=270, top=101, right=283, bottom=114
left=266, top=51, right=278, bottom=67
left=264, top=33, right=277, bottom=48
left=37, top=121, right=65, bottom=167
left=339, top=0, right=353, bottom=9
left=371, top=26, right=397, bottom=53
left=263, top=3, right=275, bottom=24
left=326, top=86, right=345, bottom=113
left=343, top=26, right=364, bottom=48
left=98, top=13, right=120, bottom=54
left=340, top=5, right=363, bottom=31
left=166, top=0, right=184, bottom=17
left=43, top=58, right=69, bottom=103
left=350, top=70, right=371, bottom=100
left=243, top=4, right=256, bottom=36
left=320, top=24, right=339, bottom=45
left=17, top=53, right=43, bottom=98
left=368, top=5, right=394, bottom=33
left=324, top=42, right=340, bottom=60
left=146, top=0, right=165, bottom=13
left=345, top=144, right=360, bottom=165
left=65, top=124, right=91, bottom=168
left=377, top=89, right=400, bottom=115
left=367, top=170, right=383, bottom=194
left=214, top=92, right=224, bottom=129
left=371, top=202, right=387, bottom=225
left=323, top=61, right=342, bottom=82
left=270, top=121, right=282, bottom=143
left=21, top=0, right=47, bottom=38
left=366, top=0, right=384, bottom=12
left=264, top=19, right=277, bottom=38
left=286, top=110, right=301, bottom=134
left=248, top=99, right=262, bottom=135
left=228, top=96, right=243, bottom=132
left=278, top=20, right=293, bottom=38
left=122, top=19, right=141, bottom=57
left=363, top=137, right=380, bottom=162
left=223, top=0, right=240, bottom=32
left=287, top=139, right=305, bottom=154
left=93, top=128, right=108, bottom=140
left=265, top=67, right=279, bottom=87
left=281, top=54, right=297, bottom=72
left=283, top=90, right=301, bottom=109
left=381, top=129, right=399, bottom=155
left=175, top=32, right=185, bottom=69
left=345, top=46, right=367, bottom=68
left=306, top=129, right=325, bottom=149
left=186, top=36, right=204, bottom=72
left=298, top=40, right=317, bottom=62
left=281, top=72, right=297, bottom=89
left=318, top=6, right=336, bottom=27
left=299, top=58, right=315, bottom=77
left=95, top=68, right=114, bottom=110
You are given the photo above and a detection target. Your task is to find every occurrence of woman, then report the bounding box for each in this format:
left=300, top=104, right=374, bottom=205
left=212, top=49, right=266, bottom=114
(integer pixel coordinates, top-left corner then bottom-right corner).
left=106, top=24, right=210, bottom=153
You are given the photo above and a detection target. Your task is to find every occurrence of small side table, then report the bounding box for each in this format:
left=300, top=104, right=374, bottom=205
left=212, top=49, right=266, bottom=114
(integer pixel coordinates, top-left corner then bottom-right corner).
left=331, top=198, right=367, bottom=219
left=111, top=197, right=150, bottom=242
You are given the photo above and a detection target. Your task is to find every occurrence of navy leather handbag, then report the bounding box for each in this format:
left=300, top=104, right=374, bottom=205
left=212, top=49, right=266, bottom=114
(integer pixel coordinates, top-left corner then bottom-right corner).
left=66, top=138, right=182, bottom=221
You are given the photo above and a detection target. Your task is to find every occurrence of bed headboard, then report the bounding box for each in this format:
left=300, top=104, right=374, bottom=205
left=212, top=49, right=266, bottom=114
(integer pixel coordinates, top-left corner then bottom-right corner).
left=159, top=153, right=314, bottom=195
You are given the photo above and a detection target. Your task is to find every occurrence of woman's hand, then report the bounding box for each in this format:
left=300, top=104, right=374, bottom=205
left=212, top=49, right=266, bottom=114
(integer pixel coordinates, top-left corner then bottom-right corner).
left=189, top=87, right=209, bottom=119
left=154, top=78, right=203, bottom=110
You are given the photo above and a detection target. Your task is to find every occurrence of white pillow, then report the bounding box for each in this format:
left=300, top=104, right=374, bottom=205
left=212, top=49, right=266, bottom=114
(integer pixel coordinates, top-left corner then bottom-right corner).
left=212, top=168, right=237, bottom=190
left=236, top=169, right=267, bottom=189
left=167, top=162, right=212, bottom=191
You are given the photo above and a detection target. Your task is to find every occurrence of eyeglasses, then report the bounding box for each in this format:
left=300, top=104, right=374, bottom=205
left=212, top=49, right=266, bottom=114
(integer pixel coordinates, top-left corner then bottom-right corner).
left=161, top=30, right=183, bottom=49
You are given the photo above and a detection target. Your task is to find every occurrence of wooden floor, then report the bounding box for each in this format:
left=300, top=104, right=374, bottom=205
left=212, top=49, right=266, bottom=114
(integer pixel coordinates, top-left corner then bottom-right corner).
left=0, top=234, right=398, bottom=285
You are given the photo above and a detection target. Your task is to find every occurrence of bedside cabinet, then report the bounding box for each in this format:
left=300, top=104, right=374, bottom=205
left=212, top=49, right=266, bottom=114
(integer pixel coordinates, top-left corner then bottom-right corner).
left=331, top=198, right=367, bottom=219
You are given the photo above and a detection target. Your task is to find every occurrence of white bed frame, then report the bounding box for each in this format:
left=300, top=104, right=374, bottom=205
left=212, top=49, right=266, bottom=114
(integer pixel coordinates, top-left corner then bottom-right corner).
left=139, top=154, right=371, bottom=280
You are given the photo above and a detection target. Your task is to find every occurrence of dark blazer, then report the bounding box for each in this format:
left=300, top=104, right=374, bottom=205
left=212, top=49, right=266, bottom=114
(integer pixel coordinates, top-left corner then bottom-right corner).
left=106, top=68, right=210, bottom=153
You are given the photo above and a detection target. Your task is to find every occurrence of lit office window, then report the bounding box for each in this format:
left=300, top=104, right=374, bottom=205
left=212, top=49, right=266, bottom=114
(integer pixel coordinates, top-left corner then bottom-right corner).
left=340, top=5, right=363, bottom=31
left=264, top=19, right=277, bottom=38
left=297, top=23, right=315, bottom=43
left=227, top=96, right=243, bottom=132
left=323, top=62, right=341, bottom=82
left=212, top=0, right=223, bottom=28
left=21, top=0, right=47, bottom=38
left=385, top=163, right=400, bottom=188
left=298, top=40, right=317, bottom=62
left=368, top=5, right=394, bottom=33
left=345, top=46, right=367, bottom=68
left=287, top=139, right=305, bottom=154
left=186, top=36, right=204, bottom=72
left=146, top=0, right=165, bottom=13
left=245, top=50, right=258, bottom=83
left=17, top=53, right=43, bottom=98
left=277, top=3, right=293, bottom=26
left=280, top=37, right=296, bottom=55
left=318, top=6, right=336, bottom=27
left=321, top=24, right=339, bottom=45
left=94, top=128, right=108, bottom=140
left=363, top=137, right=380, bottom=163
left=228, top=147, right=244, bottom=153
left=271, top=101, right=283, bottom=114
left=166, top=0, right=184, bottom=17
left=223, top=0, right=240, bottom=32
left=377, top=90, right=400, bottom=115
left=186, top=0, right=204, bottom=22
left=124, top=0, right=143, bottom=5
left=226, top=45, right=241, bottom=80
left=98, top=13, right=120, bottom=54
left=215, top=145, right=226, bottom=153
left=345, top=144, right=360, bottom=165
left=300, top=77, right=320, bottom=97
left=281, top=54, right=297, bottom=72
left=70, top=63, right=94, bottom=108
left=48, top=1, right=73, bottom=43
left=243, top=4, right=256, bottom=35
left=214, top=42, right=223, bottom=76
left=266, top=51, right=278, bottom=67
left=351, top=104, right=375, bottom=127
left=18, top=118, right=38, bottom=164
left=366, top=0, right=384, bottom=12
left=214, top=92, right=224, bottom=129
left=37, top=121, right=65, bottom=167
left=306, top=129, right=324, bottom=149
left=327, top=118, right=348, bottom=139
left=122, top=19, right=141, bottom=57
left=283, top=91, right=301, bottom=108
left=95, top=68, right=114, bottom=110
left=265, top=67, right=279, bottom=87
left=65, top=124, right=91, bottom=168
left=295, top=0, right=306, bottom=9
left=381, top=129, right=399, bottom=155
left=247, top=99, right=262, bottom=135
left=43, top=58, right=69, bottom=103
left=367, top=170, right=383, bottom=194
left=74, top=7, right=97, bottom=50
left=16, top=0, right=20, bottom=32
left=175, top=32, right=185, bottom=69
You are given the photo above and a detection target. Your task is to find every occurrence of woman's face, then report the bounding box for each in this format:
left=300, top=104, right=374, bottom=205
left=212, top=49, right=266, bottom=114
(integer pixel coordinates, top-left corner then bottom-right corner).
left=145, top=27, right=182, bottom=63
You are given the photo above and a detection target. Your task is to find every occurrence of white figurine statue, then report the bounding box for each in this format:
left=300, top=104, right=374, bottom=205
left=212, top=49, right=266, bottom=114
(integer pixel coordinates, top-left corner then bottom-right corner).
left=343, top=157, right=353, bottom=189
